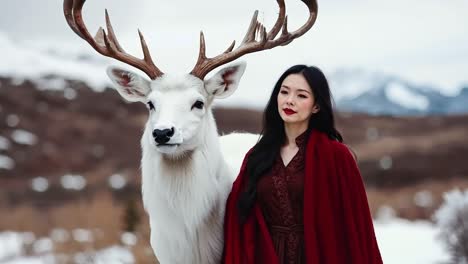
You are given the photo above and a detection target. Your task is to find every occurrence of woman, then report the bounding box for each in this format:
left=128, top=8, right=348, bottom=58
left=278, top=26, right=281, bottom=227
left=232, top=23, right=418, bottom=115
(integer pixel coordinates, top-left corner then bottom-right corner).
left=222, top=65, right=383, bottom=263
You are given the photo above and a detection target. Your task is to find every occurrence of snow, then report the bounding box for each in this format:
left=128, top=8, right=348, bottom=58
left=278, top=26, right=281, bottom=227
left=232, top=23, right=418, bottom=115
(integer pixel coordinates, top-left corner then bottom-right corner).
left=71, top=229, right=93, bottom=243
left=63, top=88, right=77, bottom=100
left=49, top=229, right=69, bottom=244
left=366, top=127, right=379, bottom=141
left=31, top=177, right=49, bottom=192
left=21, top=233, right=36, bottom=245
left=413, top=190, right=434, bottom=208
left=1, top=256, right=55, bottom=264
left=91, top=246, right=135, bottom=264
left=34, top=78, right=68, bottom=92
left=0, top=136, right=11, bottom=150
left=0, top=242, right=133, bottom=264
left=121, top=232, right=138, bottom=247
left=385, top=82, right=430, bottom=111
left=0, top=154, right=15, bottom=170
left=0, top=32, right=111, bottom=92
left=60, top=174, right=86, bottom=191
left=6, top=114, right=20, bottom=127
left=374, top=218, right=449, bottom=264
left=379, top=155, right=393, bottom=170
left=0, top=232, right=24, bottom=260
left=375, top=206, right=397, bottom=222
left=329, top=69, right=390, bottom=101
left=32, top=238, right=53, bottom=255
left=10, top=130, right=38, bottom=146
left=108, top=174, right=127, bottom=190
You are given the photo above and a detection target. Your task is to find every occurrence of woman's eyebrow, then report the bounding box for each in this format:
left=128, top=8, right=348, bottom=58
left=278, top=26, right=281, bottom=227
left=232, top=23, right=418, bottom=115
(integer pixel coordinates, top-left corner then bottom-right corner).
left=281, top=85, right=311, bottom=94
left=297, top=89, right=311, bottom=94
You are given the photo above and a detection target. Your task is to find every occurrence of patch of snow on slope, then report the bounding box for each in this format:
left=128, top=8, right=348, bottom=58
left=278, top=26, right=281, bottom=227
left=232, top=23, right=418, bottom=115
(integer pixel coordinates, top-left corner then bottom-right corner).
left=385, top=82, right=429, bottom=111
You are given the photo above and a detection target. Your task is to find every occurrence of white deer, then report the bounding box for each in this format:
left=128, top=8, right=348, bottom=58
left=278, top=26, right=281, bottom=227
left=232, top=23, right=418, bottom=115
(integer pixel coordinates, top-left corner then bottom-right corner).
left=63, top=0, right=317, bottom=263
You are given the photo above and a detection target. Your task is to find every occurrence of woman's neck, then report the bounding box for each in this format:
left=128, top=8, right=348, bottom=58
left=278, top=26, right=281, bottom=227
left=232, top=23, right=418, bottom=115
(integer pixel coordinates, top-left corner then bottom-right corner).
left=283, top=123, right=308, bottom=147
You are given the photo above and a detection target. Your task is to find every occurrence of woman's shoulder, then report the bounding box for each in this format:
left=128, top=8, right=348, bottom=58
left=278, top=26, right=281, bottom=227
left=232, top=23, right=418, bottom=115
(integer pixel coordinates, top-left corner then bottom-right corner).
left=238, top=147, right=255, bottom=169
left=244, top=147, right=255, bottom=159
left=328, top=140, right=357, bottom=162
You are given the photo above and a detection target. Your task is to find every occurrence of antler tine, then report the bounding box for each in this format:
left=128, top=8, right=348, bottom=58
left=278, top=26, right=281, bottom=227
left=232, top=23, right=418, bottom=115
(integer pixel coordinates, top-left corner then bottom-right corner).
left=190, top=0, right=318, bottom=79
left=223, top=41, right=236, bottom=54
left=105, top=9, right=124, bottom=53
left=267, top=0, right=286, bottom=40
left=138, top=30, right=160, bottom=70
left=267, top=0, right=317, bottom=48
left=195, top=31, right=208, bottom=62
left=63, top=0, right=84, bottom=39
left=63, top=0, right=164, bottom=79
left=240, top=10, right=260, bottom=45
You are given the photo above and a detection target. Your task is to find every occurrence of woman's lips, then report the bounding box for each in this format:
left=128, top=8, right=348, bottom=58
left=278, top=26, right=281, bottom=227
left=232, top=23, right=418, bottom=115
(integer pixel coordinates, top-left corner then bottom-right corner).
left=283, top=108, right=297, bottom=115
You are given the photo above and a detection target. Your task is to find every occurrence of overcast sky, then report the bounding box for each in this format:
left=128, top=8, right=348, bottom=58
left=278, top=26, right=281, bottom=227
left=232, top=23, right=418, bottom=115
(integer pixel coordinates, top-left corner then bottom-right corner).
left=1, top=0, right=467, bottom=101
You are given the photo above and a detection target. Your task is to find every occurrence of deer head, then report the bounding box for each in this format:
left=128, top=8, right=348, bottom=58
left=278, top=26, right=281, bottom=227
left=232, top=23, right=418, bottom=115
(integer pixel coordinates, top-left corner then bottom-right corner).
left=63, top=0, right=318, bottom=157
left=105, top=64, right=246, bottom=156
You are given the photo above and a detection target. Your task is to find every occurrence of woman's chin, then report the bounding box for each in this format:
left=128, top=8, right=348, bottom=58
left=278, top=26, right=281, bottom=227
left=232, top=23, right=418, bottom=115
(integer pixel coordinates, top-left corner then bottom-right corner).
left=281, top=115, right=299, bottom=123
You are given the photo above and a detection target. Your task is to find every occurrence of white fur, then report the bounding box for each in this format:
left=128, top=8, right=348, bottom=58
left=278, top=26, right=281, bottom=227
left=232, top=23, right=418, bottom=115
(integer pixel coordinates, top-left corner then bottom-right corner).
left=107, top=62, right=256, bottom=263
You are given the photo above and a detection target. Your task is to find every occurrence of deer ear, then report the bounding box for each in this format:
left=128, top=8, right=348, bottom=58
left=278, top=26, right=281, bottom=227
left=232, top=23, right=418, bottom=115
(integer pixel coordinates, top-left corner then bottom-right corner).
left=106, top=66, right=152, bottom=103
left=204, top=62, right=246, bottom=99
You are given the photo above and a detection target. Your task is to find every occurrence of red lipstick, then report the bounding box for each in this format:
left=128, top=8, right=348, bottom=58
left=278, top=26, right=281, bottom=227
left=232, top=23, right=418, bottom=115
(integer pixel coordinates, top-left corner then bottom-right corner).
left=283, top=108, right=297, bottom=115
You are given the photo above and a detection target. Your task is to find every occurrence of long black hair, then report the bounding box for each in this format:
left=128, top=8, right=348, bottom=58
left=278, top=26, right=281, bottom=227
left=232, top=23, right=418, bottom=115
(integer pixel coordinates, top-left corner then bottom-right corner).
left=237, top=65, right=343, bottom=222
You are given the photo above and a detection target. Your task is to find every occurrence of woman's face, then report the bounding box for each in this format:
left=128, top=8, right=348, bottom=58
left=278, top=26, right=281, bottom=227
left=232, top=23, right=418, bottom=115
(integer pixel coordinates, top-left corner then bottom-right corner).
left=277, top=73, right=319, bottom=127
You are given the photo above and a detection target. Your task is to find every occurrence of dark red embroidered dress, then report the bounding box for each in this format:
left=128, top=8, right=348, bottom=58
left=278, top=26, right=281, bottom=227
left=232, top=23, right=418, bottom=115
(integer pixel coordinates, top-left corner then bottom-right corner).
left=257, top=133, right=307, bottom=264
left=222, top=130, right=383, bottom=264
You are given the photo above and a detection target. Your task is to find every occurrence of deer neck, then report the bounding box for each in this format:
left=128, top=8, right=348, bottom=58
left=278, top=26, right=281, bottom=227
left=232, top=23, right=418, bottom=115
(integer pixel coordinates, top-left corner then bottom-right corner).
left=200, top=109, right=221, bottom=153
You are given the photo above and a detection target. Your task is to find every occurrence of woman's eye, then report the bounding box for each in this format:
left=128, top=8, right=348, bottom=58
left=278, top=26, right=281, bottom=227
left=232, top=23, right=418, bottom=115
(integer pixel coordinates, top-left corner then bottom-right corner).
left=147, top=101, right=155, bottom=110
left=280, top=90, right=288, bottom=95
left=298, top=94, right=308, bottom=99
left=192, top=100, right=204, bottom=110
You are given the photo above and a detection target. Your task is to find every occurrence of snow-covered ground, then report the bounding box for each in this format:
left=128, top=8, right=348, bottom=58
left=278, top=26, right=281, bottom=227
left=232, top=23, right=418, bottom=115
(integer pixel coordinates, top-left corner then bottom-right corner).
left=0, top=218, right=449, bottom=264
left=0, top=232, right=134, bottom=264
left=374, top=218, right=449, bottom=264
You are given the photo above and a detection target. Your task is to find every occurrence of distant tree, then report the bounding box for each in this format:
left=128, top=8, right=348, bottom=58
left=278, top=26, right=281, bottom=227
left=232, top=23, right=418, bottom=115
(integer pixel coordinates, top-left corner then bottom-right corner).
left=433, top=189, right=468, bottom=264
left=123, top=198, right=140, bottom=233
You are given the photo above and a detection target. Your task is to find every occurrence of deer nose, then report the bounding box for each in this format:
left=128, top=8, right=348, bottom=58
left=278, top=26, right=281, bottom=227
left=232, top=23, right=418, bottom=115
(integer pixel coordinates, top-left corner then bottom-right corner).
left=152, top=128, right=175, bottom=144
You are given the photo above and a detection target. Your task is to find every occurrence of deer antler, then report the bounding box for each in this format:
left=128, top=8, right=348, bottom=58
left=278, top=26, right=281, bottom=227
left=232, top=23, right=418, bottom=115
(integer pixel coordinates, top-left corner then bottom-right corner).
left=190, top=0, right=318, bottom=79
left=63, top=0, right=163, bottom=80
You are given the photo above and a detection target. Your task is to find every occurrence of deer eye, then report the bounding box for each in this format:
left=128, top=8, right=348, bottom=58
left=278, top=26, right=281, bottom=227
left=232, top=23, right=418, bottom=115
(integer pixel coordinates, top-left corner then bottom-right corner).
left=192, top=100, right=204, bottom=110
left=147, top=101, right=155, bottom=110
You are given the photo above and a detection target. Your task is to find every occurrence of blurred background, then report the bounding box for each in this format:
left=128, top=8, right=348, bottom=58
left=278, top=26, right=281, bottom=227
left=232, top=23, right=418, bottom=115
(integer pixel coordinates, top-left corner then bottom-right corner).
left=0, top=0, right=467, bottom=263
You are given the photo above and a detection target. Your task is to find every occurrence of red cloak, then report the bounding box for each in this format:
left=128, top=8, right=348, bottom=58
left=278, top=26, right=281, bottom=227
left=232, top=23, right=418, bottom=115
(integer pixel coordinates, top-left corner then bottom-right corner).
left=222, top=130, right=383, bottom=263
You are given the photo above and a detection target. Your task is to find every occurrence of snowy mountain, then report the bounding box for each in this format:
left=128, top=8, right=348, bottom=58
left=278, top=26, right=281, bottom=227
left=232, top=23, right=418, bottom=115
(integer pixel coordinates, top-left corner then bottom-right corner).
left=0, top=31, right=466, bottom=116
left=446, top=87, right=468, bottom=113
left=330, top=69, right=468, bottom=115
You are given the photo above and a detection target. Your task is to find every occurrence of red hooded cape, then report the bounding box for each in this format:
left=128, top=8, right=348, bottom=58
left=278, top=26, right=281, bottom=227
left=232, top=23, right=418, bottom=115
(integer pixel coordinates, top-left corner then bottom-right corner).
left=223, top=131, right=383, bottom=263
